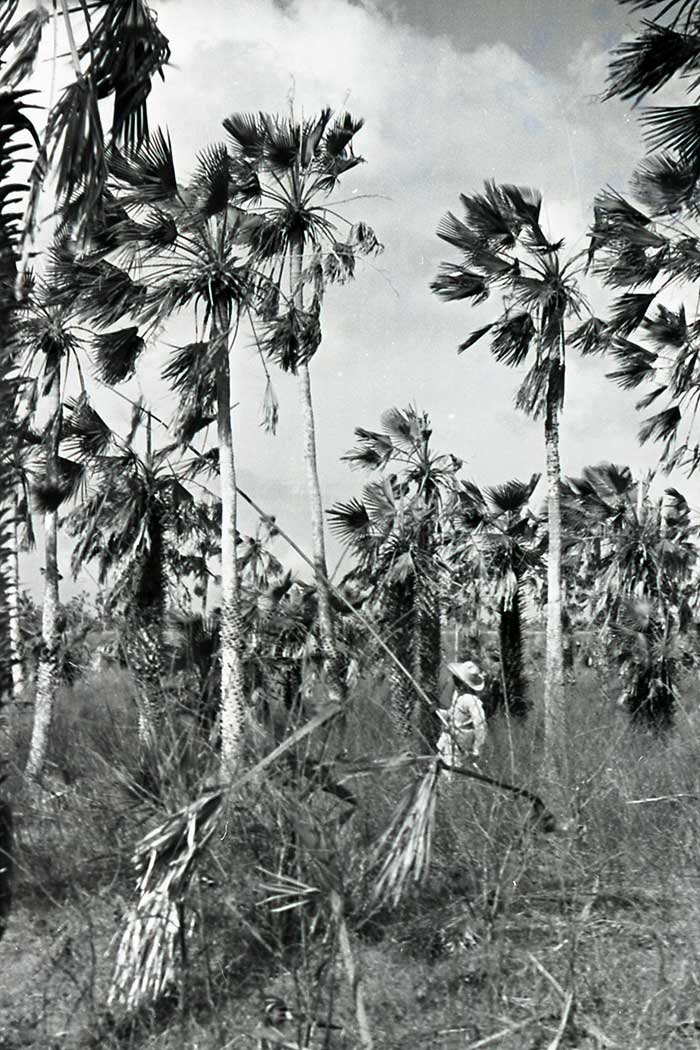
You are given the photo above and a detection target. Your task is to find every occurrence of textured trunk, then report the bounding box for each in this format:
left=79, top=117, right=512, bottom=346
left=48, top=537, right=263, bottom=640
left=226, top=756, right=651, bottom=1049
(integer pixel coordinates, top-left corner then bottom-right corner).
left=7, top=509, right=24, bottom=703
left=0, top=512, right=11, bottom=704
left=26, top=379, right=62, bottom=785
left=414, top=582, right=441, bottom=748
left=216, top=340, right=246, bottom=773
left=25, top=507, right=60, bottom=783
left=290, top=232, right=344, bottom=706
left=543, top=383, right=565, bottom=795
left=498, top=590, right=528, bottom=718
left=129, top=501, right=166, bottom=746
left=385, top=577, right=417, bottom=741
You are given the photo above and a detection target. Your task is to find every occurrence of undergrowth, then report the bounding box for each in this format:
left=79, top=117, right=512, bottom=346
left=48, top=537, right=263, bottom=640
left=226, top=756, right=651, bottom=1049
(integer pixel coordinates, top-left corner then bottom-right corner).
left=1, top=663, right=700, bottom=1049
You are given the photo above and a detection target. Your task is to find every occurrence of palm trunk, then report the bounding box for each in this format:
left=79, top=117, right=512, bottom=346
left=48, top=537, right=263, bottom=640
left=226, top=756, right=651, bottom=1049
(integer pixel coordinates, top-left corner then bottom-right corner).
left=216, top=338, right=246, bottom=773
left=499, top=590, right=528, bottom=718
left=26, top=379, right=62, bottom=785
left=543, top=383, right=565, bottom=795
left=25, top=508, right=60, bottom=783
left=386, top=578, right=416, bottom=741
left=7, top=507, right=24, bottom=704
left=290, top=232, right=343, bottom=706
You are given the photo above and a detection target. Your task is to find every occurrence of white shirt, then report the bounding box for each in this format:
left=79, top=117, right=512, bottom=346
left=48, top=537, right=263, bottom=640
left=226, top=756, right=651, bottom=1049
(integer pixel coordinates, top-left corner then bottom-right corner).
left=444, top=690, right=487, bottom=755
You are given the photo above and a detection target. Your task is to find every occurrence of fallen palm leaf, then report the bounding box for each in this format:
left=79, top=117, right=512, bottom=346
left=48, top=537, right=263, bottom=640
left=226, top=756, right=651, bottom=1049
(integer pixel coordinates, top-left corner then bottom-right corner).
left=109, top=704, right=342, bottom=1010
left=370, top=758, right=441, bottom=907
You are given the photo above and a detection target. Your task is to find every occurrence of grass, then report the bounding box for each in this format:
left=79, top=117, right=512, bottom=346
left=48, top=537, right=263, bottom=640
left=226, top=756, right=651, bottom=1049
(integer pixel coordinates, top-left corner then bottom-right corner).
left=1, top=661, right=700, bottom=1048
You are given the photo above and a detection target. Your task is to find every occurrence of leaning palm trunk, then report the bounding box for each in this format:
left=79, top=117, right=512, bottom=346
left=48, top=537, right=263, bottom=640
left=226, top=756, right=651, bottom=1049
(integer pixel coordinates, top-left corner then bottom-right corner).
left=216, top=339, right=246, bottom=773
left=290, top=234, right=344, bottom=706
left=543, top=378, right=565, bottom=795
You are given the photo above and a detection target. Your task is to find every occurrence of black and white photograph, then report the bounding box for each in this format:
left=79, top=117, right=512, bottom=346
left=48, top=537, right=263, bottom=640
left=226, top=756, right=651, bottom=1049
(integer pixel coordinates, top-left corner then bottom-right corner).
left=1, top=1, right=700, bottom=1046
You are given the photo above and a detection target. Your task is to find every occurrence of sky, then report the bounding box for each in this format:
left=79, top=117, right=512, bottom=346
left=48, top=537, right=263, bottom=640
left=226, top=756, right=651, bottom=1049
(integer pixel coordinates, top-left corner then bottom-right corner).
left=19, top=0, right=696, bottom=595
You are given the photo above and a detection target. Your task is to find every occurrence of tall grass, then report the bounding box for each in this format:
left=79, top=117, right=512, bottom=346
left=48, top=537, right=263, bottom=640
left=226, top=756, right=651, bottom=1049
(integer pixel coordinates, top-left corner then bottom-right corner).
left=2, top=659, right=700, bottom=1048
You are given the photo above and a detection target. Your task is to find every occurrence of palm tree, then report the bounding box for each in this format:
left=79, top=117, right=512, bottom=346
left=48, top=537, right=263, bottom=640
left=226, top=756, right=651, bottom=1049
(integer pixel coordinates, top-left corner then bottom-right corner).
left=589, top=4, right=700, bottom=473
left=329, top=406, right=461, bottom=744
left=224, top=108, right=381, bottom=707
left=450, top=474, right=542, bottom=718
left=16, top=289, right=84, bottom=783
left=62, top=397, right=197, bottom=741
left=51, top=134, right=262, bottom=773
left=561, top=462, right=698, bottom=729
left=432, top=182, right=589, bottom=792
left=2, top=0, right=171, bottom=251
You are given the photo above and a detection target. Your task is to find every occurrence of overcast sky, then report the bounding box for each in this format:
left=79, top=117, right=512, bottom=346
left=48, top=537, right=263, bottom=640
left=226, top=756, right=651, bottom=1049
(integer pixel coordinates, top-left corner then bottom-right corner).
left=23, top=0, right=696, bottom=594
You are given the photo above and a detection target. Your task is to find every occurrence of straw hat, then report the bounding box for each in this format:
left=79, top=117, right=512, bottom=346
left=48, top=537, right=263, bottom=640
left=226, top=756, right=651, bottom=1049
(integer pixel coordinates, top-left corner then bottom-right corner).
left=447, top=660, right=485, bottom=692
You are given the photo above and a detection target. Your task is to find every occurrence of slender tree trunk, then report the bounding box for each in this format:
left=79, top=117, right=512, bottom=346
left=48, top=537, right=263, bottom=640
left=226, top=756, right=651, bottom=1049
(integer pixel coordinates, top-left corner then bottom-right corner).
left=26, top=380, right=62, bottom=785
left=25, top=512, right=60, bottom=784
left=8, top=507, right=24, bottom=704
left=543, top=384, right=565, bottom=797
left=290, top=232, right=344, bottom=706
left=216, top=337, right=246, bottom=773
left=0, top=506, right=12, bottom=706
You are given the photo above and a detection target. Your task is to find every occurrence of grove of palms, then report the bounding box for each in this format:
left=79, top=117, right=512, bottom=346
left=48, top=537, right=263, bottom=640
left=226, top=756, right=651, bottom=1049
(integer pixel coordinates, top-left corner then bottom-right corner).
left=4, top=3, right=700, bottom=1047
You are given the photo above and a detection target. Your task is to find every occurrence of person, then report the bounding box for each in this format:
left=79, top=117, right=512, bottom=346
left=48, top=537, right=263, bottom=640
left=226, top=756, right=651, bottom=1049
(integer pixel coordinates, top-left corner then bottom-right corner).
left=436, top=660, right=487, bottom=776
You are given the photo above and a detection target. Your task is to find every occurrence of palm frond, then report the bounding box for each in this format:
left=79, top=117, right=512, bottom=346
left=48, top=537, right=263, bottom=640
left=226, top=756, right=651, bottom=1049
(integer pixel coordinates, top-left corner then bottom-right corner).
left=32, top=456, right=83, bottom=513
left=486, top=473, right=541, bottom=514
left=605, top=21, right=700, bottom=102
left=342, top=427, right=394, bottom=470
left=260, top=300, right=322, bottom=373
left=643, top=303, right=688, bottom=347
left=82, top=0, right=170, bottom=153
left=593, top=187, right=651, bottom=228
left=371, top=761, right=441, bottom=908
left=568, top=316, right=612, bottom=356
left=606, top=337, right=658, bottom=389
left=327, top=499, right=372, bottom=545
left=192, top=143, right=232, bottom=216
left=642, top=104, right=700, bottom=164
left=608, top=292, right=656, bottom=334
left=348, top=221, right=382, bottom=255
left=458, top=323, right=495, bottom=353
left=0, top=4, right=50, bottom=89
left=323, top=111, right=364, bottom=160
left=222, top=111, right=266, bottom=161
left=430, top=264, right=488, bottom=303
left=92, top=326, right=145, bottom=384
left=62, top=395, right=113, bottom=460
left=490, top=311, right=535, bottom=367
left=636, top=383, right=668, bottom=410
left=631, top=151, right=697, bottom=214
left=162, top=342, right=217, bottom=411
left=109, top=128, right=177, bottom=204
left=515, top=357, right=563, bottom=418
left=460, top=181, right=517, bottom=246
left=639, top=404, right=682, bottom=445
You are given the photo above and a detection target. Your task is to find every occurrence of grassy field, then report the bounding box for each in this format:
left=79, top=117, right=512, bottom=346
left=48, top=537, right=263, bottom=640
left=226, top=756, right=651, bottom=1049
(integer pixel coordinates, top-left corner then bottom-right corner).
left=2, top=663, right=700, bottom=1049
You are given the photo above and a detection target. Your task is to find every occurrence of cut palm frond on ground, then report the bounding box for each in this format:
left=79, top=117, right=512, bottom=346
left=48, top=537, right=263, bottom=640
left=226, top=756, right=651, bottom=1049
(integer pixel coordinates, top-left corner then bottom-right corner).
left=109, top=703, right=342, bottom=1010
